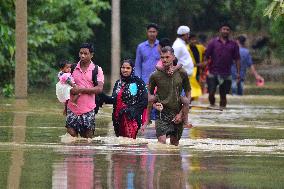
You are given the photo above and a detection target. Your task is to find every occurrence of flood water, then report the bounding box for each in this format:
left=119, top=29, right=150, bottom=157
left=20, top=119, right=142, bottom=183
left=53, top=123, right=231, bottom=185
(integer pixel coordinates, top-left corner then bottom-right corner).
left=0, top=95, right=284, bottom=189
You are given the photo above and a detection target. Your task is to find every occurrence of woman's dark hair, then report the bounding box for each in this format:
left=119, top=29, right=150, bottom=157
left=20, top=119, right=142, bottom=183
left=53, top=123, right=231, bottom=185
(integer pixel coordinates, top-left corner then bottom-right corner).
left=79, top=43, right=94, bottom=53
left=121, top=58, right=134, bottom=67
left=146, top=23, right=159, bottom=31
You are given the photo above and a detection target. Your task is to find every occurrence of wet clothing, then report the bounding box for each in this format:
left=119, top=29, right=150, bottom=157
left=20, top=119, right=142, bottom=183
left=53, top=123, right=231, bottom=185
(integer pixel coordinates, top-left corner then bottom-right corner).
left=149, top=68, right=190, bottom=139
left=205, top=37, right=240, bottom=76
left=114, top=87, right=139, bottom=138
left=149, top=68, right=190, bottom=111
left=155, top=110, right=183, bottom=140
left=231, top=79, right=244, bottom=95
left=65, top=61, right=104, bottom=137
left=135, top=40, right=160, bottom=84
left=111, top=72, right=148, bottom=138
left=207, top=74, right=232, bottom=95
left=66, top=108, right=96, bottom=135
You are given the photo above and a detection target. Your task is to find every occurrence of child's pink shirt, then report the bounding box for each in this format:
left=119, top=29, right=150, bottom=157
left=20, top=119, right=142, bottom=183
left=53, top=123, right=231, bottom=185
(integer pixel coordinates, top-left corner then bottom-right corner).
left=59, top=72, right=75, bottom=84
left=156, top=60, right=163, bottom=67
left=67, top=61, right=104, bottom=115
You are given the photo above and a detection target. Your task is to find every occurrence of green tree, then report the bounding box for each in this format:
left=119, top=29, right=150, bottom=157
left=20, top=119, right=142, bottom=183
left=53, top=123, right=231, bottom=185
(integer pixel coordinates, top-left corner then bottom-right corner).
left=27, top=0, right=110, bottom=87
left=0, top=0, right=109, bottom=89
left=264, top=0, right=284, bottom=20
left=0, top=1, right=15, bottom=86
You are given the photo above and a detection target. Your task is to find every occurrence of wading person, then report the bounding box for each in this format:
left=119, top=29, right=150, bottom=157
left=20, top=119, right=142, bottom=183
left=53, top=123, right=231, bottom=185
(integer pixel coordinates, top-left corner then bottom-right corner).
left=147, top=38, right=192, bottom=128
left=146, top=46, right=191, bottom=146
left=105, top=59, right=148, bottom=139
left=204, top=23, right=240, bottom=108
left=231, top=35, right=264, bottom=95
left=66, top=43, right=104, bottom=138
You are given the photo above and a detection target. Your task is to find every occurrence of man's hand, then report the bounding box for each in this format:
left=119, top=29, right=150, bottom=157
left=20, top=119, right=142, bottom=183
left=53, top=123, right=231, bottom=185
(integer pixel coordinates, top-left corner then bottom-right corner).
left=255, top=74, right=264, bottom=82
left=236, top=73, right=241, bottom=83
left=140, top=121, right=149, bottom=134
left=63, top=109, right=67, bottom=116
left=70, top=87, right=81, bottom=95
left=172, top=113, right=182, bottom=124
left=148, top=94, right=156, bottom=103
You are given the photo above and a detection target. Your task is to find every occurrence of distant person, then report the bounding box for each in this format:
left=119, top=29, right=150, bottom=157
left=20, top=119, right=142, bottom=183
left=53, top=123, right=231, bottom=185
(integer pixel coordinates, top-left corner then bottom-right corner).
left=198, top=34, right=208, bottom=46
left=231, top=35, right=264, bottom=95
left=105, top=59, right=148, bottom=139
left=66, top=43, right=104, bottom=138
left=146, top=46, right=191, bottom=146
left=135, top=23, right=160, bottom=84
left=204, top=23, right=240, bottom=108
left=187, top=34, right=205, bottom=100
left=172, top=25, right=194, bottom=76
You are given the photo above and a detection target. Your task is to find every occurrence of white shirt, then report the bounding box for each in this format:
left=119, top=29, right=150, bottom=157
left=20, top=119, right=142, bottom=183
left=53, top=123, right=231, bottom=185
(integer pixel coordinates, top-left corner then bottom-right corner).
left=172, top=38, right=194, bottom=76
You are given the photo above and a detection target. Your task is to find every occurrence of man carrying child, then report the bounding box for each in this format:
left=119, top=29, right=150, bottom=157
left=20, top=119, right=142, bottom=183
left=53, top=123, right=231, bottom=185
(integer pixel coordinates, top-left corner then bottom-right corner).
left=147, top=46, right=191, bottom=146
left=66, top=43, right=104, bottom=138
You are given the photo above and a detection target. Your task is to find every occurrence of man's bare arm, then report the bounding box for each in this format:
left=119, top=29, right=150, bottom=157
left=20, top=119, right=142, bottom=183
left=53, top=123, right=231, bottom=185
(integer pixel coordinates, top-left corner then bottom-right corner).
left=70, top=81, right=103, bottom=95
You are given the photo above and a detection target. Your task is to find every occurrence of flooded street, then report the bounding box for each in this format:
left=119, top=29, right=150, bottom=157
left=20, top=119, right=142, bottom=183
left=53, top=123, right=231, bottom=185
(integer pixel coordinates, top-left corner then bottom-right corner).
left=0, top=95, right=284, bottom=189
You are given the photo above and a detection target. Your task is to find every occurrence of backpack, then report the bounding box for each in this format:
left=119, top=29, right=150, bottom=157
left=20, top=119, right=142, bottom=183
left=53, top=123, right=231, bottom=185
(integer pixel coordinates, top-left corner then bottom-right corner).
left=91, top=65, right=103, bottom=114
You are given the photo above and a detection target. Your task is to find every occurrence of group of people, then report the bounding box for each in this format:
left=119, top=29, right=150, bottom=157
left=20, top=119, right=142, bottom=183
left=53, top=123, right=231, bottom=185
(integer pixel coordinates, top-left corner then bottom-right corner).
left=56, top=22, right=264, bottom=146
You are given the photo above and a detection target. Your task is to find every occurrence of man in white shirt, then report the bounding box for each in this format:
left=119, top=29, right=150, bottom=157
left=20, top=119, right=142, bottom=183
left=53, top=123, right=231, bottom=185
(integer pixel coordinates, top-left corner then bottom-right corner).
left=172, top=26, right=194, bottom=76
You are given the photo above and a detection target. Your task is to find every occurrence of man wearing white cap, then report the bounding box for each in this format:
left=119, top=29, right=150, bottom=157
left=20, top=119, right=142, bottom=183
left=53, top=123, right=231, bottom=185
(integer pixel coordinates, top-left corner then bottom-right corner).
left=172, top=26, right=194, bottom=76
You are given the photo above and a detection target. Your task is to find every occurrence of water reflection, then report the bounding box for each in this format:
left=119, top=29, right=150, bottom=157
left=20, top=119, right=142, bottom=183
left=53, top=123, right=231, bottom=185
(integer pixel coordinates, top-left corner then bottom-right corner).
left=51, top=148, right=195, bottom=189
left=1, top=96, right=284, bottom=188
left=111, top=152, right=157, bottom=189
left=7, top=99, right=27, bottom=189
left=52, top=149, right=97, bottom=189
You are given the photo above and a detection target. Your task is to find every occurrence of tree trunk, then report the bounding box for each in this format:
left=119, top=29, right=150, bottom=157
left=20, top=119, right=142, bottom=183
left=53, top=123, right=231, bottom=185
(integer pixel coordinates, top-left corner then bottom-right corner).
left=15, top=0, right=28, bottom=98
left=111, top=0, right=121, bottom=92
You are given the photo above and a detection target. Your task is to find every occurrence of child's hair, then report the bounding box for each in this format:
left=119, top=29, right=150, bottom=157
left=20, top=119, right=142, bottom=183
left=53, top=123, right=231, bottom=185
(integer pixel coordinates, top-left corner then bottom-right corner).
left=58, top=60, right=71, bottom=70
left=159, top=38, right=171, bottom=48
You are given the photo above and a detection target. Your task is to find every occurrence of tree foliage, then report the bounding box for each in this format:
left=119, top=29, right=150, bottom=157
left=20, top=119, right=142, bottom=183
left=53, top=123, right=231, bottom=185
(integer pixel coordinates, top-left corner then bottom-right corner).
left=27, top=0, right=110, bottom=87
left=264, top=0, right=284, bottom=20
left=0, top=1, right=15, bottom=85
left=1, top=0, right=284, bottom=90
left=0, top=0, right=109, bottom=88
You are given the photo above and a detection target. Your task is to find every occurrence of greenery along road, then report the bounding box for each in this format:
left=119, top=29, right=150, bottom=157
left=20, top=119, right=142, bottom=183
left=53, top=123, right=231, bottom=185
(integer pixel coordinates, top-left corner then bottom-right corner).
left=1, top=0, right=284, bottom=91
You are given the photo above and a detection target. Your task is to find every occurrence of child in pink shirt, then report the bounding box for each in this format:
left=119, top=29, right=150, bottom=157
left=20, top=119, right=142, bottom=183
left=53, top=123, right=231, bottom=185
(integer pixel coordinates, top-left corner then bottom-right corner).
left=56, top=61, right=79, bottom=114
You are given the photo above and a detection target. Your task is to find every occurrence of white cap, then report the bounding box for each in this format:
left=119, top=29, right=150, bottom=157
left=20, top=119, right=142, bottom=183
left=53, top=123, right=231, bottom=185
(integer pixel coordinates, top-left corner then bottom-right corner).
left=177, top=26, right=190, bottom=35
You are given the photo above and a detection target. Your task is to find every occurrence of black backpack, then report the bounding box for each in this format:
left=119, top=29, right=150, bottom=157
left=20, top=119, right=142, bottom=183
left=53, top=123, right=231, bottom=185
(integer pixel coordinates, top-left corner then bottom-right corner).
left=91, top=65, right=102, bottom=114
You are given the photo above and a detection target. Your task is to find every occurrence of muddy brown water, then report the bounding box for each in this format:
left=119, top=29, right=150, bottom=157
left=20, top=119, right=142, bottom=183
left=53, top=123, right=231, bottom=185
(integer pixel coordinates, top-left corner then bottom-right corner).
left=0, top=95, right=284, bottom=189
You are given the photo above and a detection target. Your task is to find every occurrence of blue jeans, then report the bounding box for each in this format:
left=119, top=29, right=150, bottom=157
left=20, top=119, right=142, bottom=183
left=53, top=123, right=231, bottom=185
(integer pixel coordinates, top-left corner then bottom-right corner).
left=231, top=79, right=244, bottom=95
